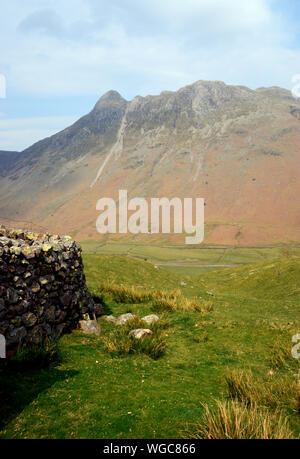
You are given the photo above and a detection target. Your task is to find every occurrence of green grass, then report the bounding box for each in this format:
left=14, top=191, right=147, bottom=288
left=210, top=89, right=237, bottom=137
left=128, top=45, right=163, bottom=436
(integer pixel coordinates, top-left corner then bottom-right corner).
left=81, top=241, right=300, bottom=268
left=0, top=250, right=299, bottom=439
left=102, top=317, right=168, bottom=360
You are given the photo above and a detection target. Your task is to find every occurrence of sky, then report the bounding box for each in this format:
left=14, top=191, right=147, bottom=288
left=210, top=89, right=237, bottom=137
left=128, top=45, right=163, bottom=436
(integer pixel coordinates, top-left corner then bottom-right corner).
left=1, top=0, right=300, bottom=151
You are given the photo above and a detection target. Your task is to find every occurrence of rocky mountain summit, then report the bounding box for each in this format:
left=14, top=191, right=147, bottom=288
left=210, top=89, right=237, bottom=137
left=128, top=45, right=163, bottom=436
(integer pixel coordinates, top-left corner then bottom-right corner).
left=1, top=80, right=300, bottom=245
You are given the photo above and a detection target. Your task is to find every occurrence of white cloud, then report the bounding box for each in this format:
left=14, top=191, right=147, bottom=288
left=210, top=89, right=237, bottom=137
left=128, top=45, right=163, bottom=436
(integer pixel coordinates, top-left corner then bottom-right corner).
left=17, top=9, right=65, bottom=38
left=0, top=116, right=78, bottom=151
left=0, top=0, right=300, bottom=150
left=0, top=0, right=298, bottom=99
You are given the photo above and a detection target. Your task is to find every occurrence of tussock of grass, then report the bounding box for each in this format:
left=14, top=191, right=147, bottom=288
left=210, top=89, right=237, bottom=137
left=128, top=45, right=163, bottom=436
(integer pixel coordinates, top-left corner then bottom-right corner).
left=102, top=317, right=168, bottom=360
left=99, top=283, right=153, bottom=303
left=151, top=289, right=182, bottom=311
left=189, top=400, right=294, bottom=439
left=99, top=283, right=208, bottom=312
left=188, top=367, right=299, bottom=439
left=151, top=292, right=213, bottom=313
left=270, top=341, right=295, bottom=369
left=226, top=369, right=299, bottom=412
left=100, top=284, right=209, bottom=313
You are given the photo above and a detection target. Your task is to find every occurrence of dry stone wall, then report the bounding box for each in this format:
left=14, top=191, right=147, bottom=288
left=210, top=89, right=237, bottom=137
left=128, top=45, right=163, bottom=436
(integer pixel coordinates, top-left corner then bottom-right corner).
left=0, top=227, right=103, bottom=349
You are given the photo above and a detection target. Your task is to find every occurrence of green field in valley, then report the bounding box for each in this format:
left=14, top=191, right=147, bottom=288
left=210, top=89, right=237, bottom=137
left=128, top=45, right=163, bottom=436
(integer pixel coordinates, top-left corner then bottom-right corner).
left=81, top=241, right=300, bottom=272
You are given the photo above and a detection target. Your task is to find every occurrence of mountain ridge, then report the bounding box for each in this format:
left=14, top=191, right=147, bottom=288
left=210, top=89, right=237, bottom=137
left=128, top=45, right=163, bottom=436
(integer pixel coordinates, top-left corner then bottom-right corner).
left=1, top=79, right=300, bottom=245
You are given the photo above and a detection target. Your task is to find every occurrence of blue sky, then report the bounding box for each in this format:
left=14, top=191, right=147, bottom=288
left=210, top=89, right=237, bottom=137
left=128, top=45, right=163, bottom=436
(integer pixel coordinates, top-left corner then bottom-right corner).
left=1, top=0, right=300, bottom=151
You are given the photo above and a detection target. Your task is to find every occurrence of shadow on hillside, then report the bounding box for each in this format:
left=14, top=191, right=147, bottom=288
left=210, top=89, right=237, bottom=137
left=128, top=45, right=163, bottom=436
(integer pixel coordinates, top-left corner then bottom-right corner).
left=0, top=364, right=78, bottom=432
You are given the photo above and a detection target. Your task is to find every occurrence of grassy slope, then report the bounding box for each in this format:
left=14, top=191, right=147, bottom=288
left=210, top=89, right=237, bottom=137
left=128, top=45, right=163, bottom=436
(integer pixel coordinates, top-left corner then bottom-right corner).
left=0, top=254, right=299, bottom=439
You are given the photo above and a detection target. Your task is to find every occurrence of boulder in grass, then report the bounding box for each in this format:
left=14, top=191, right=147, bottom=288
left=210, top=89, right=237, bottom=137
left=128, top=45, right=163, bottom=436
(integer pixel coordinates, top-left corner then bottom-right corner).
left=129, top=328, right=153, bottom=339
left=141, top=314, right=159, bottom=325
left=78, top=319, right=101, bottom=336
left=104, top=315, right=118, bottom=324
left=116, top=313, right=137, bottom=325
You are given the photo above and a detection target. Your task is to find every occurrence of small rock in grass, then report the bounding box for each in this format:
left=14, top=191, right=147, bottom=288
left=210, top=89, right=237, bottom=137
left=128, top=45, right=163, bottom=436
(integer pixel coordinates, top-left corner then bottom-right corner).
left=116, top=313, right=137, bottom=325
left=141, top=314, right=159, bottom=325
left=129, top=329, right=153, bottom=339
left=105, top=315, right=117, bottom=323
left=78, top=319, right=101, bottom=336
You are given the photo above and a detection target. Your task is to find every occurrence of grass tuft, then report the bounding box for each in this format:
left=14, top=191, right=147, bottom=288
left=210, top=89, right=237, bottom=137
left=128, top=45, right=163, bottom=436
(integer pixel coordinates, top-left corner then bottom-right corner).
left=99, top=282, right=206, bottom=312
left=99, top=283, right=152, bottom=303
left=188, top=400, right=294, bottom=439
left=151, top=290, right=206, bottom=312
left=270, top=341, right=294, bottom=369
left=102, top=317, right=168, bottom=360
left=225, top=368, right=299, bottom=412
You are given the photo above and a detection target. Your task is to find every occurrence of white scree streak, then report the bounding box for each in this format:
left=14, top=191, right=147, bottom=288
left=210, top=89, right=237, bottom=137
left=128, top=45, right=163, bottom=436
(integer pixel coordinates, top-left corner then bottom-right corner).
left=90, top=107, right=128, bottom=188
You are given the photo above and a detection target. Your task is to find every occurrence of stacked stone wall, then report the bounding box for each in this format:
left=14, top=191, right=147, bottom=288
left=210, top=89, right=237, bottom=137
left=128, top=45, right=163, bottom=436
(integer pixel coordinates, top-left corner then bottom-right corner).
left=0, top=227, right=102, bottom=348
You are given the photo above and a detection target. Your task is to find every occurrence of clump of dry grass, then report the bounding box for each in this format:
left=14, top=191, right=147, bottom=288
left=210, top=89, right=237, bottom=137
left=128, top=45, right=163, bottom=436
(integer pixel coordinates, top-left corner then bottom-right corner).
left=225, top=369, right=258, bottom=407
left=102, top=317, right=168, bottom=360
left=225, top=368, right=299, bottom=412
left=99, top=283, right=153, bottom=303
left=151, top=289, right=208, bottom=313
left=202, top=300, right=214, bottom=313
left=187, top=367, right=299, bottom=439
left=189, top=400, right=294, bottom=439
left=151, top=289, right=181, bottom=311
left=100, top=282, right=209, bottom=313
left=270, top=341, right=294, bottom=369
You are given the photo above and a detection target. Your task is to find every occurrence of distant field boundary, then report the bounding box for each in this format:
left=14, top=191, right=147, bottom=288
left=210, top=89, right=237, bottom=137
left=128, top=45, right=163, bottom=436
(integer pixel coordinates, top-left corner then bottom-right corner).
left=82, top=241, right=300, bottom=251
left=81, top=242, right=300, bottom=272
left=82, top=241, right=300, bottom=254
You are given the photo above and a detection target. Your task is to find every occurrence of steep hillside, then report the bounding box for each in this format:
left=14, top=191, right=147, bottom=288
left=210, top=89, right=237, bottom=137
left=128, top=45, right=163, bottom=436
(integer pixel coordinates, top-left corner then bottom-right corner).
left=199, top=257, right=300, bottom=301
left=1, top=80, right=300, bottom=245
left=0, top=150, right=21, bottom=176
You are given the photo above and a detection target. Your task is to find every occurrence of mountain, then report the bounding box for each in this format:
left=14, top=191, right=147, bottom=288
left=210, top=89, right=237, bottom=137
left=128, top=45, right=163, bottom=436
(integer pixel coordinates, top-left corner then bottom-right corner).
left=0, top=80, right=300, bottom=245
left=0, top=150, right=21, bottom=175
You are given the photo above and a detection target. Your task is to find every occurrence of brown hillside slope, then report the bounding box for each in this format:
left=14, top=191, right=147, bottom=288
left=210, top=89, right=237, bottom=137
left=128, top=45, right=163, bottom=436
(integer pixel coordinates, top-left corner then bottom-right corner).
left=0, top=81, right=300, bottom=245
